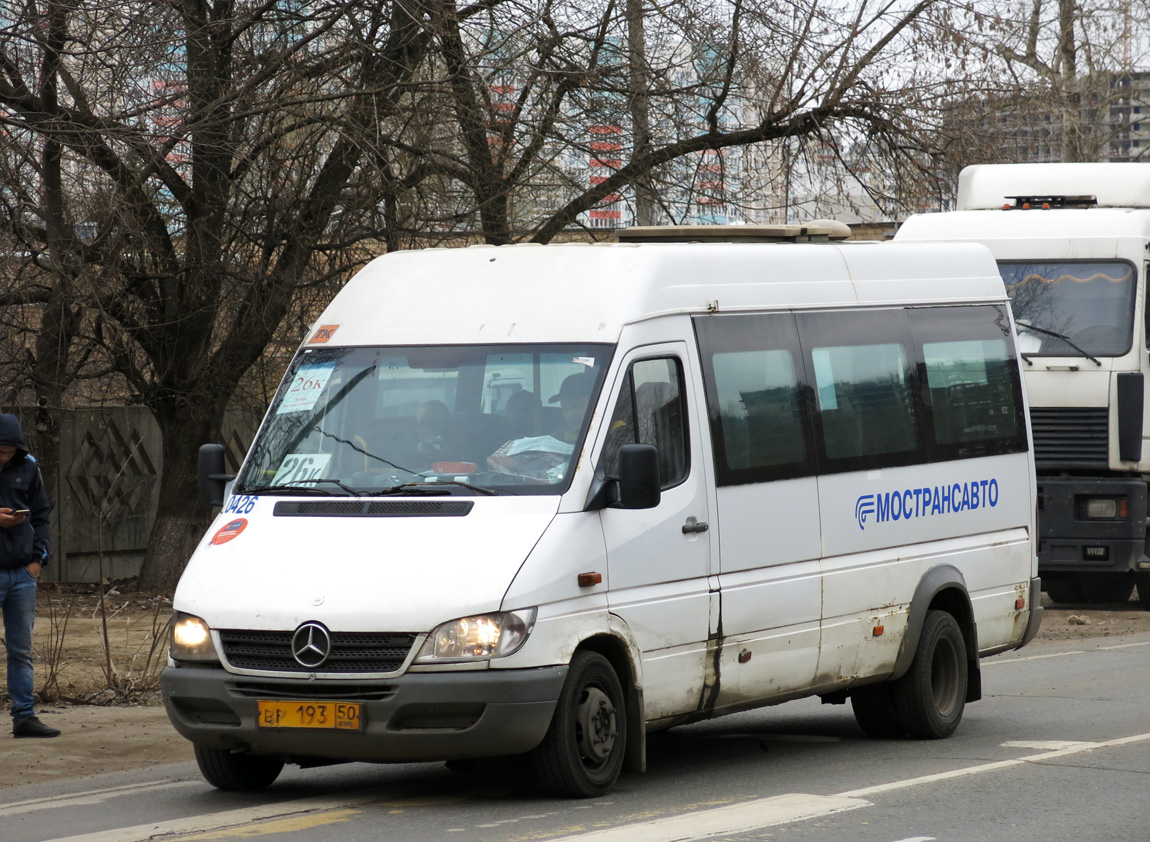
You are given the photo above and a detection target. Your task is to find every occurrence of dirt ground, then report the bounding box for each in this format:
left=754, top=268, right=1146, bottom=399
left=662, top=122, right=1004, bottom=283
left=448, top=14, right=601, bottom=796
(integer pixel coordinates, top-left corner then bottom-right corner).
left=4, top=585, right=1150, bottom=791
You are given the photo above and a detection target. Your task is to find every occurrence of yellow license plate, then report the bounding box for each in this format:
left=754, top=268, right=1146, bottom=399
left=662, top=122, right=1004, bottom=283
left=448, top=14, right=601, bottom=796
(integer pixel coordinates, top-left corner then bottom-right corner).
left=257, top=700, right=362, bottom=730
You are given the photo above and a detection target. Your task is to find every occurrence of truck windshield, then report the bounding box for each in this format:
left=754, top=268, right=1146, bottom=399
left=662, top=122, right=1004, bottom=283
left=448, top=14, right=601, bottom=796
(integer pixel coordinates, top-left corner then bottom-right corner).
left=237, top=343, right=613, bottom=496
left=1000, top=260, right=1136, bottom=358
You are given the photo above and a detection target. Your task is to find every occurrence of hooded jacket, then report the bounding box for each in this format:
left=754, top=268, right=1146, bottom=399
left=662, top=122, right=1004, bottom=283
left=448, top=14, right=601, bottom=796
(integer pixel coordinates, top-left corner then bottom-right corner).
left=0, top=414, right=51, bottom=569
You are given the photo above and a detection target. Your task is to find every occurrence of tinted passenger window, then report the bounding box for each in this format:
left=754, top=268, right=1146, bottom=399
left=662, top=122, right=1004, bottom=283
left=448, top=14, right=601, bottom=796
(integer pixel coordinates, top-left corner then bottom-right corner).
left=909, top=305, right=1027, bottom=459
left=602, top=357, right=689, bottom=488
left=695, top=313, right=812, bottom=485
left=798, top=309, right=919, bottom=471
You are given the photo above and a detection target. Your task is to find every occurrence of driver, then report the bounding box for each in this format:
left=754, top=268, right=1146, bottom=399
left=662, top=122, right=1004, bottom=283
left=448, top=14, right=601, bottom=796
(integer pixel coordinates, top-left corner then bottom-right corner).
left=549, top=372, right=596, bottom=444
left=485, top=371, right=597, bottom=481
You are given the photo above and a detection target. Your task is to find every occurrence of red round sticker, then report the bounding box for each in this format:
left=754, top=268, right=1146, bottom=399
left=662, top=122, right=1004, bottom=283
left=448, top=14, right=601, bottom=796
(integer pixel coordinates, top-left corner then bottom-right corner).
left=210, top=518, right=248, bottom=545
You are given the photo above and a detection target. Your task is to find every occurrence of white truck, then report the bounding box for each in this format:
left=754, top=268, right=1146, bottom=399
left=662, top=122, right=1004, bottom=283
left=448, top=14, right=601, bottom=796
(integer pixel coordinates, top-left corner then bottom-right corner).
left=898, top=163, right=1150, bottom=608
left=163, top=227, right=1041, bottom=796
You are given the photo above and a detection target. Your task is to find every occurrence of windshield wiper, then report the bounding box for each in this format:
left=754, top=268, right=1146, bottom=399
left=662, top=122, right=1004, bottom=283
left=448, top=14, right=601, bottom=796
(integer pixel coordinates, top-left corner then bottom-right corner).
left=368, top=480, right=501, bottom=497
left=238, top=484, right=341, bottom=496
left=283, top=477, right=363, bottom=495
left=240, top=478, right=361, bottom=496
left=1017, top=323, right=1102, bottom=366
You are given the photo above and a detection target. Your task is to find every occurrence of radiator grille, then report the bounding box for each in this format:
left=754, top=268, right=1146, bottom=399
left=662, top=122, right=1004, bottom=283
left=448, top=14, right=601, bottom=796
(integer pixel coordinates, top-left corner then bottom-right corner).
left=1030, top=407, right=1109, bottom=469
left=218, top=629, right=417, bottom=674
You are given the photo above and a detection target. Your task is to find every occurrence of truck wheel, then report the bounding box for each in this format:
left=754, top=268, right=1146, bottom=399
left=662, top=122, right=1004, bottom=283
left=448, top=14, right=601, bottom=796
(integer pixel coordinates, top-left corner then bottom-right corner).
left=850, top=682, right=905, bottom=738
left=194, top=744, right=284, bottom=791
left=1078, top=575, right=1135, bottom=604
left=892, top=610, right=967, bottom=739
left=1044, top=577, right=1083, bottom=605
left=1048, top=574, right=1134, bottom=604
left=532, top=651, right=626, bottom=798
left=1136, top=573, right=1150, bottom=610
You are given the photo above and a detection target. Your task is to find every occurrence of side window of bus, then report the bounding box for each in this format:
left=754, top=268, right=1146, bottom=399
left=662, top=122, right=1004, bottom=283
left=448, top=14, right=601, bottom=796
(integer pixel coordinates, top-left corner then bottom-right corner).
left=694, top=312, right=813, bottom=486
left=908, top=305, right=1027, bottom=459
left=797, top=309, right=920, bottom=471
left=602, top=358, right=689, bottom=488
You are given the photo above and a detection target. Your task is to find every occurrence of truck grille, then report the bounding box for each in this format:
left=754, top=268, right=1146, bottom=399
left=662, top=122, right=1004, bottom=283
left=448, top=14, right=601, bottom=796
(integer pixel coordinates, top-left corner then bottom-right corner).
left=218, top=629, right=417, bottom=674
left=1030, top=407, right=1109, bottom=469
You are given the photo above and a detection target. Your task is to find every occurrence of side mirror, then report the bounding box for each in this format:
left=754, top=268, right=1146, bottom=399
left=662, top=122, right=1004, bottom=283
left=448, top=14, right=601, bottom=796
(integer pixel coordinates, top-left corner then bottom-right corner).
left=616, top=444, right=661, bottom=509
left=198, top=444, right=235, bottom=507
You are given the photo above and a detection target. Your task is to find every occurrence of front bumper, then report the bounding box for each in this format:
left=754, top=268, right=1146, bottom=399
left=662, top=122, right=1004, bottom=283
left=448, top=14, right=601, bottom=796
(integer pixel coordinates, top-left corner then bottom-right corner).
left=162, top=664, right=566, bottom=763
left=1037, top=476, right=1147, bottom=574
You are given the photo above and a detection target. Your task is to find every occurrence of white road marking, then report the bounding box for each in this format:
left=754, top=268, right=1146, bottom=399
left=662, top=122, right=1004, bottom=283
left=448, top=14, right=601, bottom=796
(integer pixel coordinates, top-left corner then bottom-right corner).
left=985, top=638, right=1150, bottom=667
left=0, top=780, right=197, bottom=817
left=890, top=837, right=935, bottom=841
left=983, top=650, right=1084, bottom=665
left=1002, top=740, right=1097, bottom=751
left=1099, top=640, right=1150, bottom=651
left=838, top=731, right=1150, bottom=799
left=539, top=794, right=870, bottom=842
left=984, top=639, right=1150, bottom=667
left=39, top=792, right=381, bottom=842
left=28, top=730, right=1150, bottom=842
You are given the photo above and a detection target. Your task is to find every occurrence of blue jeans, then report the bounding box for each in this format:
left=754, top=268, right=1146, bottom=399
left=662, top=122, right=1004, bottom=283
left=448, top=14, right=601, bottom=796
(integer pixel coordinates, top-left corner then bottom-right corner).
left=0, top=566, right=37, bottom=720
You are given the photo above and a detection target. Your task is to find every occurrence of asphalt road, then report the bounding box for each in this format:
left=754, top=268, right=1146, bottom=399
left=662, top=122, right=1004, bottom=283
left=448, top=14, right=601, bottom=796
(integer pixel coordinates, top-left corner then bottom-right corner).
left=5, top=630, right=1150, bottom=842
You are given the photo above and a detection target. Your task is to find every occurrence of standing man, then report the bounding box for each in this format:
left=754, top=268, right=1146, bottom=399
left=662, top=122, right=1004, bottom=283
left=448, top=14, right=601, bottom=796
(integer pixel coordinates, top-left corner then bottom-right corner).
left=0, top=413, right=58, bottom=738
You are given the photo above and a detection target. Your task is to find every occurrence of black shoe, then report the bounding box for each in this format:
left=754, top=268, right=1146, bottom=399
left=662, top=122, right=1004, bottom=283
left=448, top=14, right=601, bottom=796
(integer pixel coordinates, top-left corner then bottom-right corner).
left=13, top=716, right=61, bottom=738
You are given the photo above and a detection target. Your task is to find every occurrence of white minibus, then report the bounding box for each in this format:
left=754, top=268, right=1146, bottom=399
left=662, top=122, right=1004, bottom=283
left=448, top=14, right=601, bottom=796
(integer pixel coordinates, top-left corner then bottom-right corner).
left=163, top=226, right=1042, bottom=797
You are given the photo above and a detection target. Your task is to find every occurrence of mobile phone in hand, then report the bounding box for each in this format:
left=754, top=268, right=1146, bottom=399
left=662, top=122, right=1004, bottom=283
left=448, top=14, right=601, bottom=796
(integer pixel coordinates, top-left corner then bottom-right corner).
left=12, top=509, right=29, bottom=516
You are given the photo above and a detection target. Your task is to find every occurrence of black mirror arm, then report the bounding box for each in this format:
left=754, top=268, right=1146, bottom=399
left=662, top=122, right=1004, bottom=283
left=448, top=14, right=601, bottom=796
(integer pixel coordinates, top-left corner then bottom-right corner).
left=585, top=473, right=621, bottom=511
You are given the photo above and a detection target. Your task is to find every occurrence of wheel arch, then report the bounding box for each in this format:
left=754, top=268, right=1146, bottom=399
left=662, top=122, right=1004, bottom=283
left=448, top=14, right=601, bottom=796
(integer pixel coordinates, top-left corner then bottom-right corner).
left=892, top=564, right=981, bottom=703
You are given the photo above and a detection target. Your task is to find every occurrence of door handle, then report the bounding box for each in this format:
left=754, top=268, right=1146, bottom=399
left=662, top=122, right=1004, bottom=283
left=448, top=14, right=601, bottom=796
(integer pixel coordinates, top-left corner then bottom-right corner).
left=682, top=520, right=709, bottom=534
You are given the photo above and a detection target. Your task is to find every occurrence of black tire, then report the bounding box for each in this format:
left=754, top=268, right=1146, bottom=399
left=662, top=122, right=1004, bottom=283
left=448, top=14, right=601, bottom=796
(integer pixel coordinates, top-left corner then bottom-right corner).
left=1047, top=574, right=1134, bottom=605
left=532, top=651, right=626, bottom=798
left=891, top=610, right=967, bottom=740
left=1136, top=572, right=1150, bottom=611
left=194, top=744, right=284, bottom=791
left=851, top=682, right=905, bottom=738
left=1078, top=574, right=1135, bottom=605
left=1043, top=576, right=1082, bottom=605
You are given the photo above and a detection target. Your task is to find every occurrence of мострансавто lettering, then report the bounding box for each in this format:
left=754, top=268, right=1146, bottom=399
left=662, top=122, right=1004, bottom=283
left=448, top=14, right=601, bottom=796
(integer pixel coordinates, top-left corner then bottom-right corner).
left=855, top=479, right=999, bottom=531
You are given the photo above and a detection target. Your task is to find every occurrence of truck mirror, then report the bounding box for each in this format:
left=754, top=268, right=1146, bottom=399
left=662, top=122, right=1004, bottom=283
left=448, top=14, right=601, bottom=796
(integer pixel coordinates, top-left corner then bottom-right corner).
left=198, top=444, right=235, bottom=507
left=617, top=444, right=661, bottom=509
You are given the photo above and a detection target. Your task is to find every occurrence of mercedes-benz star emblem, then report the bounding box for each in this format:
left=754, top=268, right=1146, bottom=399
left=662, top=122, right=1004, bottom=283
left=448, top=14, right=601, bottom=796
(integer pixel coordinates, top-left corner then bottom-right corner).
left=291, top=622, right=332, bottom=668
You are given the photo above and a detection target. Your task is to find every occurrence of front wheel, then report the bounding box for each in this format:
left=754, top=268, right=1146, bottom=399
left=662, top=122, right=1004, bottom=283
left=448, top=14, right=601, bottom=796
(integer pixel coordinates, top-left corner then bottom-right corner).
left=532, top=651, right=626, bottom=798
left=194, top=745, right=284, bottom=791
left=891, top=610, right=968, bottom=739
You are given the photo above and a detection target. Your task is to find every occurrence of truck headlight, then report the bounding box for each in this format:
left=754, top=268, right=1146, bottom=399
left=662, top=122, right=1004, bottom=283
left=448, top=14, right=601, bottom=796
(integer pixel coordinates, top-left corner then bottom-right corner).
left=1080, top=497, right=1128, bottom=520
left=170, top=612, right=220, bottom=663
left=415, top=609, right=536, bottom=662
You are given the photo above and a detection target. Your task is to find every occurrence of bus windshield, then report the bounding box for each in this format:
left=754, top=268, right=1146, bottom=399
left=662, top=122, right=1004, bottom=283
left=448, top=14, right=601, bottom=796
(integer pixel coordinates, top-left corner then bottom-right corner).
left=237, top=343, right=613, bottom=496
left=1000, top=260, right=1136, bottom=358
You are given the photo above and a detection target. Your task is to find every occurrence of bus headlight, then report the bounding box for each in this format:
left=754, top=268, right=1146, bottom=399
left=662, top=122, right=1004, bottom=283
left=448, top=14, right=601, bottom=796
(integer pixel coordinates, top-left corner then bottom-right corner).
left=415, top=609, right=536, bottom=662
left=170, top=612, right=220, bottom=663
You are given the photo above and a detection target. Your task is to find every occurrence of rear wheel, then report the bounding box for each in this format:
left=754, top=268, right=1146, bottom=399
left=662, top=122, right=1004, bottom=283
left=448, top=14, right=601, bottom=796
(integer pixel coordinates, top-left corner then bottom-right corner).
left=850, top=682, right=904, bottom=738
left=1043, top=576, right=1083, bottom=605
left=1136, top=573, right=1150, bottom=610
left=1078, top=574, right=1135, bottom=604
left=532, top=651, right=626, bottom=798
left=892, top=610, right=967, bottom=739
left=1047, top=574, right=1134, bottom=605
left=194, top=745, right=284, bottom=791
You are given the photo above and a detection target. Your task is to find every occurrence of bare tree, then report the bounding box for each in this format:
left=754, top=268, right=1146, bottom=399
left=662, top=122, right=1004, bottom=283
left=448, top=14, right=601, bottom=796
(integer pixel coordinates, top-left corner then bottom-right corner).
left=0, top=0, right=1021, bottom=588
left=0, top=0, right=447, bottom=589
